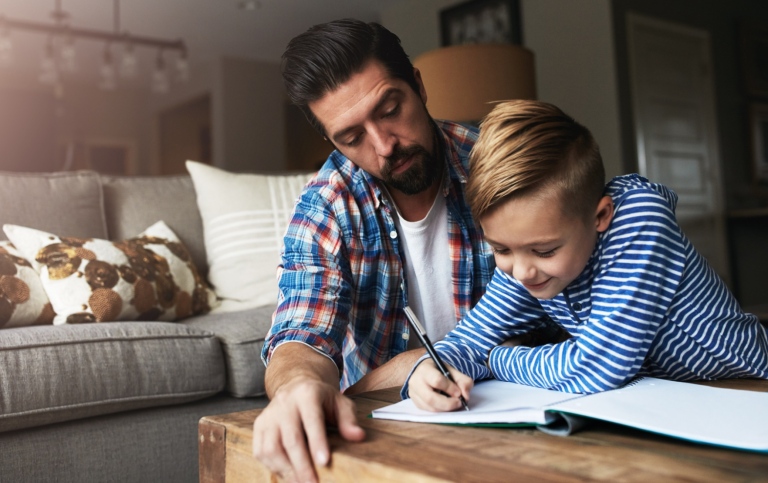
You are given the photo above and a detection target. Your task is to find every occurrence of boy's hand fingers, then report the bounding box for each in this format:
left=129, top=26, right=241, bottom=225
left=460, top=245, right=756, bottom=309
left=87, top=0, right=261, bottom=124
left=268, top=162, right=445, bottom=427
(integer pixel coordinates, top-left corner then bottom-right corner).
left=410, top=362, right=468, bottom=411
left=448, top=367, right=474, bottom=402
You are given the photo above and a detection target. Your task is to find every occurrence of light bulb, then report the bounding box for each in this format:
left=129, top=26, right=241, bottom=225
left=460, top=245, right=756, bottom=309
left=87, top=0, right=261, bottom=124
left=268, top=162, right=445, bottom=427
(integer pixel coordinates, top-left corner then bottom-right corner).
left=99, top=45, right=116, bottom=90
left=0, top=30, right=12, bottom=67
left=175, top=54, right=189, bottom=82
left=120, top=44, right=137, bottom=78
left=59, top=38, right=77, bottom=73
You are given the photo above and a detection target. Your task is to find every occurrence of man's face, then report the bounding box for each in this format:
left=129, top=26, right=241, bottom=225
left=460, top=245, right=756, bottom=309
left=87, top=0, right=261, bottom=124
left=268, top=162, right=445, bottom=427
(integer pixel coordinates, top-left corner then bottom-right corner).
left=308, top=60, right=439, bottom=195
left=480, top=190, right=613, bottom=300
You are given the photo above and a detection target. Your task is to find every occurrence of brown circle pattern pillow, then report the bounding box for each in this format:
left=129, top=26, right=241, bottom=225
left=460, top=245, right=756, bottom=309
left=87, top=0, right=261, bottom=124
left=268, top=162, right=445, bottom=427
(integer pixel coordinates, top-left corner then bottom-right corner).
left=3, top=222, right=217, bottom=325
left=0, top=241, right=54, bottom=328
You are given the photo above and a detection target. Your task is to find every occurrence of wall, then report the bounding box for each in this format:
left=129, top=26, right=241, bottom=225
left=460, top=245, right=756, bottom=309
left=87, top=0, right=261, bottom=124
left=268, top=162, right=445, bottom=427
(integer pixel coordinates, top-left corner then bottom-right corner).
left=523, top=0, right=622, bottom=179
left=382, top=0, right=624, bottom=180
left=158, top=95, right=212, bottom=175
left=56, top=84, right=150, bottom=174
left=0, top=78, right=151, bottom=174
left=215, top=57, right=286, bottom=172
left=380, top=0, right=461, bottom=59
left=0, top=87, right=56, bottom=172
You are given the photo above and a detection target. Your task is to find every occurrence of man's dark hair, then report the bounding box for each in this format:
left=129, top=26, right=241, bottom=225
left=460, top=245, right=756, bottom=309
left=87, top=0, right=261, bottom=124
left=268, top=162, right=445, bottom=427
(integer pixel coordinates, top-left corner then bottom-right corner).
left=282, top=18, right=419, bottom=135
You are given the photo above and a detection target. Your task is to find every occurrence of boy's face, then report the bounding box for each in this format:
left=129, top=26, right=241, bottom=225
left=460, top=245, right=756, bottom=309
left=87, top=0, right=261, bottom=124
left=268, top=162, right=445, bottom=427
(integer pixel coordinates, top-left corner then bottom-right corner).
left=481, top=191, right=614, bottom=300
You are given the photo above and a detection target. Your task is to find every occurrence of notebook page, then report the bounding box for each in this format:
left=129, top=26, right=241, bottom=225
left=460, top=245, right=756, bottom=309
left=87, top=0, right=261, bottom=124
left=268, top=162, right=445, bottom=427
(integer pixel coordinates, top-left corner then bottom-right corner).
left=549, top=377, right=768, bottom=451
left=372, top=379, right=580, bottom=425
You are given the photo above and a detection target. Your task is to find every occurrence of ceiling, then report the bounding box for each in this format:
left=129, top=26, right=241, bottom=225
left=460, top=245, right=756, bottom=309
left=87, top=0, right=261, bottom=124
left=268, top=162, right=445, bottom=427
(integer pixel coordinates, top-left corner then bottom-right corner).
left=0, top=0, right=405, bottom=88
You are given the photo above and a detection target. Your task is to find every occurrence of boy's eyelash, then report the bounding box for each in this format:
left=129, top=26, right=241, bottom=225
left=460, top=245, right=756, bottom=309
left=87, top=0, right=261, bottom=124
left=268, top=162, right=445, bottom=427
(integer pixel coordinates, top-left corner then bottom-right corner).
left=491, top=247, right=556, bottom=257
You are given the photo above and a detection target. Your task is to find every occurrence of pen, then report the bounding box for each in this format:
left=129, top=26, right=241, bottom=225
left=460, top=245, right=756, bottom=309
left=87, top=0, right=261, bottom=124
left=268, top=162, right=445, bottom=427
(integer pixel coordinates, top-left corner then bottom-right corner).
left=403, top=306, right=469, bottom=411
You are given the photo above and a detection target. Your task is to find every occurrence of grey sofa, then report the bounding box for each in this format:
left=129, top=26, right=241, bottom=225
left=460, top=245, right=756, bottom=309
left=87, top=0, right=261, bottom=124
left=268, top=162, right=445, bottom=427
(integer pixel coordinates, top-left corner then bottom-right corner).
left=0, top=170, right=275, bottom=482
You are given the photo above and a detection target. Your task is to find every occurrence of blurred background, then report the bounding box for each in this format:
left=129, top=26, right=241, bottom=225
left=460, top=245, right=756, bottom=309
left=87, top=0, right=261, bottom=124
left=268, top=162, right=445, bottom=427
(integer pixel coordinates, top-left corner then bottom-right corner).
left=0, top=0, right=766, bottom=310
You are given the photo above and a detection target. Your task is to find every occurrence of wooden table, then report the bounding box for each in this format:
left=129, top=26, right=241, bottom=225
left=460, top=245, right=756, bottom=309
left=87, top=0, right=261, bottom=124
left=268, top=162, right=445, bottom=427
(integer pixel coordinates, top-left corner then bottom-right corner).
left=199, top=379, right=768, bottom=482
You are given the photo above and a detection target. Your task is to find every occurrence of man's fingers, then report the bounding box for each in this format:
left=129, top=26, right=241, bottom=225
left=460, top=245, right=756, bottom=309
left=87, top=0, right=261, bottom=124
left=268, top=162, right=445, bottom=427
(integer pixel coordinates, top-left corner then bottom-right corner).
left=334, top=395, right=366, bottom=442
left=252, top=416, right=296, bottom=480
left=281, top=421, right=318, bottom=483
left=301, top=400, right=332, bottom=467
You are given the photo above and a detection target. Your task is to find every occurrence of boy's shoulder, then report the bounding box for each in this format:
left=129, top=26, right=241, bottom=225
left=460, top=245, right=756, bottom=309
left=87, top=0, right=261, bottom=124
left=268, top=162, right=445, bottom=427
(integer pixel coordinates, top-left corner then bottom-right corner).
left=605, top=174, right=678, bottom=213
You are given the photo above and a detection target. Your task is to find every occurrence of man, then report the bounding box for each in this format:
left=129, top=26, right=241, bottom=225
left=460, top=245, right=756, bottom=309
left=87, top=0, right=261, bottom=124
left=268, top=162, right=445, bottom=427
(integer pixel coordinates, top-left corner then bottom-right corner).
left=252, top=18, right=495, bottom=482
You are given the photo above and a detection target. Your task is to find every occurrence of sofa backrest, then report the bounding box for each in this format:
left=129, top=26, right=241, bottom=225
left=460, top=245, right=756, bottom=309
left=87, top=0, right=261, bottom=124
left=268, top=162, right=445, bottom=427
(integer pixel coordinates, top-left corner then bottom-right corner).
left=0, top=170, right=108, bottom=240
left=0, top=170, right=208, bottom=276
left=101, top=174, right=207, bottom=275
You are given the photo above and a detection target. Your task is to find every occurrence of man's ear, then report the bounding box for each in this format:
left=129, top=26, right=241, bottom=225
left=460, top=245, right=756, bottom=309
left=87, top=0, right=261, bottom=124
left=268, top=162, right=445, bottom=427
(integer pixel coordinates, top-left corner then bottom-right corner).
left=595, top=195, right=614, bottom=233
left=413, top=67, right=428, bottom=105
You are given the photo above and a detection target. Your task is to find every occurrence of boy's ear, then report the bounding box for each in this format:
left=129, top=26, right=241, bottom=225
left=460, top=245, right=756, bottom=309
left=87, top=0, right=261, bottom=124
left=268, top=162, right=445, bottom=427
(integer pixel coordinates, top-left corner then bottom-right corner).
left=594, top=196, right=614, bottom=233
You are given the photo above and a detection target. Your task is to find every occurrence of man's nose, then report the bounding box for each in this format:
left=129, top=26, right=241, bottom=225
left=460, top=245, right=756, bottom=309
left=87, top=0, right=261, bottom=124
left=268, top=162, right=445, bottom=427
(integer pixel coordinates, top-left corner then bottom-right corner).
left=370, top=125, right=396, bottom=158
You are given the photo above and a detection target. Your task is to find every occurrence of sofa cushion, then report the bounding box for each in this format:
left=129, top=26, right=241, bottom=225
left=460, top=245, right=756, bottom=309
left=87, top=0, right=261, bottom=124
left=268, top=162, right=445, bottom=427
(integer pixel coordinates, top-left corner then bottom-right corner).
left=0, top=170, right=107, bottom=240
left=186, top=161, right=313, bottom=312
left=101, top=174, right=208, bottom=275
left=4, top=221, right=217, bottom=324
left=0, top=241, right=54, bottom=328
left=0, top=322, right=225, bottom=433
left=182, top=304, right=275, bottom=397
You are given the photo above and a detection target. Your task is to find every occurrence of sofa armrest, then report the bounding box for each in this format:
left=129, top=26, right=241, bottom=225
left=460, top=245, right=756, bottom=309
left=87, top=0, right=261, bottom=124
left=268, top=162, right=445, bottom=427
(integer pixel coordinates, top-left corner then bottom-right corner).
left=182, top=305, right=275, bottom=398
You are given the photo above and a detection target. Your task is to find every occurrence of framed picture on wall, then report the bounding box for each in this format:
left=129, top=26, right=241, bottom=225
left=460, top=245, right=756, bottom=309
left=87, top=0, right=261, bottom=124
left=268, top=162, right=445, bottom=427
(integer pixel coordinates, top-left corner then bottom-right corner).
left=750, top=102, right=768, bottom=184
left=740, top=22, right=768, bottom=99
left=440, top=0, right=522, bottom=46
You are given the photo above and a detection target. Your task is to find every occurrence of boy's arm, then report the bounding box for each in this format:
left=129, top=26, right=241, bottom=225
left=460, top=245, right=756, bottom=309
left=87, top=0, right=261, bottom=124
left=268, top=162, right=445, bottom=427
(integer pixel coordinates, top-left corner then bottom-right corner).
left=489, top=191, right=686, bottom=393
left=400, top=268, right=550, bottom=398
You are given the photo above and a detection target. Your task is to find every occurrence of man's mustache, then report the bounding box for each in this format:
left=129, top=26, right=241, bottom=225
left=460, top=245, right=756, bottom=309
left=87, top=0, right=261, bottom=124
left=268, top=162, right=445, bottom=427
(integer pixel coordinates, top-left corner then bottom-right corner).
left=385, top=145, right=428, bottom=172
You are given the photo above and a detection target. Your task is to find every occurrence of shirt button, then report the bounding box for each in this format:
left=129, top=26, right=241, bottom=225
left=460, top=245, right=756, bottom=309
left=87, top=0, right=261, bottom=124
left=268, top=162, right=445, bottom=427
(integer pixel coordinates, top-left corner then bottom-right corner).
left=389, top=230, right=398, bottom=239
left=573, top=302, right=582, bottom=311
left=401, top=332, right=409, bottom=340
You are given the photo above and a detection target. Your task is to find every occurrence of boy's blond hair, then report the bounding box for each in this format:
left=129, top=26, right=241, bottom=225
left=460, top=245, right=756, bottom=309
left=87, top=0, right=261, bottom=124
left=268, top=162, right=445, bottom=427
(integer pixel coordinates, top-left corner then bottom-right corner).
left=467, top=100, right=605, bottom=222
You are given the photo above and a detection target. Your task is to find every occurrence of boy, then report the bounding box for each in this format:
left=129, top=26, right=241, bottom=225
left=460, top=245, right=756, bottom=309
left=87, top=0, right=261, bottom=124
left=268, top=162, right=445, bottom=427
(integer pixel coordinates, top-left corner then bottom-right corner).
left=405, top=100, right=768, bottom=412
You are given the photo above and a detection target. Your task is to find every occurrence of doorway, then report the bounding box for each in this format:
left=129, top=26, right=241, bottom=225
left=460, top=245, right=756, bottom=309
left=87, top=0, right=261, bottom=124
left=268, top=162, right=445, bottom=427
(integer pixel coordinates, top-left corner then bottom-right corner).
left=627, top=13, right=730, bottom=284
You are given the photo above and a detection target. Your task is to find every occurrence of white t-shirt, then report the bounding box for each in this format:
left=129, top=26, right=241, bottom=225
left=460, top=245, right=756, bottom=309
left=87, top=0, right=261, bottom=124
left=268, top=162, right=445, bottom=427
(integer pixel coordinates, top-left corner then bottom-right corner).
left=390, top=193, right=455, bottom=349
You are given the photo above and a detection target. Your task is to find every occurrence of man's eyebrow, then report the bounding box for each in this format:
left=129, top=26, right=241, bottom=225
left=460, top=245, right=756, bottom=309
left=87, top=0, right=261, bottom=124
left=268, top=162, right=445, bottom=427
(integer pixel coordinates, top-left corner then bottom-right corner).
left=330, top=87, right=401, bottom=142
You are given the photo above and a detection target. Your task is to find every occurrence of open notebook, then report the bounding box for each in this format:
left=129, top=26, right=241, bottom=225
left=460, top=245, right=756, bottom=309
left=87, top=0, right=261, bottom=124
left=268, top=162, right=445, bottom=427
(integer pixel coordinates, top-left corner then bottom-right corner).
left=372, top=377, right=768, bottom=452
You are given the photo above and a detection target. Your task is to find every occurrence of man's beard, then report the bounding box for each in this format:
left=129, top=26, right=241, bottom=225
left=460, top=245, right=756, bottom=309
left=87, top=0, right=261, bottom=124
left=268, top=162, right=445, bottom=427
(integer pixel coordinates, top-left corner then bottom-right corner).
left=380, top=138, right=442, bottom=195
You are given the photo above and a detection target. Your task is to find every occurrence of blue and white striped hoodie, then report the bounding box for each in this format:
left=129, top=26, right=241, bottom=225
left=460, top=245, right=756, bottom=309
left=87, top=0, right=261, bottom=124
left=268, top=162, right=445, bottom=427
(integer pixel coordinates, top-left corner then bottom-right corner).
left=403, top=174, right=768, bottom=396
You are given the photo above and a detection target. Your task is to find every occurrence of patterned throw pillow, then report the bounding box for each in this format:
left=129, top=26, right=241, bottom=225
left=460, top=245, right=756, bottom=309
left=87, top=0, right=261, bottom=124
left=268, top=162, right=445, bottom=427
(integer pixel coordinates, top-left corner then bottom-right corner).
left=3, top=221, right=217, bottom=325
left=0, top=241, right=54, bottom=328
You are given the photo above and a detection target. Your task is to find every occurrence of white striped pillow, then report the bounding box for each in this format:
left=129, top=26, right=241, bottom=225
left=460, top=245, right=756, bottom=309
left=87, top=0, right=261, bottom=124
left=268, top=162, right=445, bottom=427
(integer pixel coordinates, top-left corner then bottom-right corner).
left=186, top=161, right=313, bottom=312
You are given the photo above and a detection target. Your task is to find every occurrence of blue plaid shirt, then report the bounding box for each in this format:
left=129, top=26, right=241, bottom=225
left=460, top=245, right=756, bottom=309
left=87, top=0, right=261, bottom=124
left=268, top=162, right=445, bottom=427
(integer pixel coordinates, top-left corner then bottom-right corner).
left=262, top=120, right=495, bottom=390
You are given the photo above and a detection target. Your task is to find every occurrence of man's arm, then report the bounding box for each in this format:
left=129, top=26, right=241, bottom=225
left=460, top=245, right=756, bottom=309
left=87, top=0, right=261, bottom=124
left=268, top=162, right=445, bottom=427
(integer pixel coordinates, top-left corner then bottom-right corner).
left=343, top=347, right=426, bottom=396
left=253, top=343, right=365, bottom=483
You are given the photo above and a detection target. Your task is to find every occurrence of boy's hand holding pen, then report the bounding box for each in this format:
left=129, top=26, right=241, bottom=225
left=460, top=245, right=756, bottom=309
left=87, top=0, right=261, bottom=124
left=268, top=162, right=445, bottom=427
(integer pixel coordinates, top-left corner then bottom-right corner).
left=404, top=306, right=473, bottom=412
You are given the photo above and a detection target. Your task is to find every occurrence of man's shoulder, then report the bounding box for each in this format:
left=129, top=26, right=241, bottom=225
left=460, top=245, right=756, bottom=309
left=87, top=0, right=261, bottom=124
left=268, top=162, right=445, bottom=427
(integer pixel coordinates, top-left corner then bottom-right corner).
left=436, top=120, right=478, bottom=181
left=298, top=151, right=376, bottom=209
left=437, top=120, right=479, bottom=151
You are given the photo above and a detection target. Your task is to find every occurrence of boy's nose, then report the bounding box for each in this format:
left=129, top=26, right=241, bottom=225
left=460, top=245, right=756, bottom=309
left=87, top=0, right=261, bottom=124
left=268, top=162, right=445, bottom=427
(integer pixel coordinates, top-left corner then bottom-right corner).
left=513, top=261, right=537, bottom=283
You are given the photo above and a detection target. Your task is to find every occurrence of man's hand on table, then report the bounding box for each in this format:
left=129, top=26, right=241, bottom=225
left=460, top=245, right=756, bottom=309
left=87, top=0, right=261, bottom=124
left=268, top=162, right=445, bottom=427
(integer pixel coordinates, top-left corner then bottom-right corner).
left=252, top=345, right=364, bottom=483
